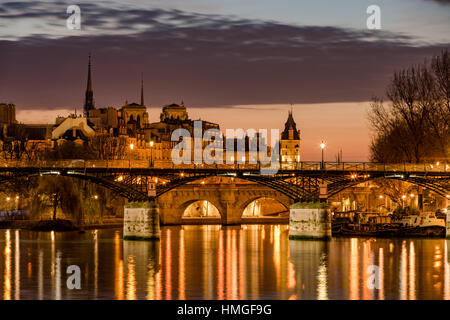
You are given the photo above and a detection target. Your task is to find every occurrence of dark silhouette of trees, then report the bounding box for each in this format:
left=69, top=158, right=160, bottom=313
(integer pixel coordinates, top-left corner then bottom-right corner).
left=31, top=176, right=81, bottom=220
left=39, top=140, right=96, bottom=160
left=369, top=50, right=449, bottom=163
left=88, top=134, right=128, bottom=160
left=1, top=124, right=29, bottom=160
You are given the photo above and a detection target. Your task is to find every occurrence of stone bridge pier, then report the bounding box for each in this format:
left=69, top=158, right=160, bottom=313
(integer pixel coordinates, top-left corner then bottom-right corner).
left=157, top=182, right=293, bottom=225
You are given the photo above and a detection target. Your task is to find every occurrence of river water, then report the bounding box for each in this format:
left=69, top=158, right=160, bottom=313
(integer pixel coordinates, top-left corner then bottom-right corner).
left=0, top=225, right=449, bottom=300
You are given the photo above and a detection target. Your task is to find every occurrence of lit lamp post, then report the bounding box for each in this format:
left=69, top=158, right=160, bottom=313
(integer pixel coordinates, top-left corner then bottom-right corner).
left=149, top=140, right=154, bottom=167
left=320, top=141, right=325, bottom=169
left=129, top=143, right=134, bottom=168
left=402, top=195, right=407, bottom=209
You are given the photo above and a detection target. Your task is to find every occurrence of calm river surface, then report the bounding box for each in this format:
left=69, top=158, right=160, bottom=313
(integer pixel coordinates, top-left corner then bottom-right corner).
left=0, top=225, right=449, bottom=300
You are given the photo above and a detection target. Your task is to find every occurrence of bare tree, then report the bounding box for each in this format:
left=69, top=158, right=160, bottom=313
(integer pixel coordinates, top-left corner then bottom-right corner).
left=369, top=50, right=450, bottom=163
left=89, top=134, right=128, bottom=160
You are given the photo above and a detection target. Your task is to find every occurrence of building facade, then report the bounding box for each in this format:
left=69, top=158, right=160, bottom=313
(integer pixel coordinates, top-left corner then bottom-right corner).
left=280, top=110, right=301, bottom=165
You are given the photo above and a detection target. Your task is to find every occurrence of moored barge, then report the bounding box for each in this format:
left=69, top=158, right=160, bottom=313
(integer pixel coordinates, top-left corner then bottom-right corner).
left=332, top=212, right=445, bottom=238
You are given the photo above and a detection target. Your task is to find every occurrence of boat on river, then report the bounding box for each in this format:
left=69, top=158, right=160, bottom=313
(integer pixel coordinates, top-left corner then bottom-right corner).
left=395, top=214, right=445, bottom=237
left=332, top=212, right=446, bottom=238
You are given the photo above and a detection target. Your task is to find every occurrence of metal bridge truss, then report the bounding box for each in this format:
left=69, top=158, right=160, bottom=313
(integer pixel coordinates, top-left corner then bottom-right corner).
left=0, top=166, right=448, bottom=202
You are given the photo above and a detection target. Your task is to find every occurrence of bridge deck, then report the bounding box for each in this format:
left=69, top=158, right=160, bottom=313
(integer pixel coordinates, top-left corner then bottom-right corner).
left=0, top=160, right=448, bottom=174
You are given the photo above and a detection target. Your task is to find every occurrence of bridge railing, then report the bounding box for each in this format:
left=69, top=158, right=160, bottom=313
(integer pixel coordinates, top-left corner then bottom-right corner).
left=0, top=160, right=447, bottom=173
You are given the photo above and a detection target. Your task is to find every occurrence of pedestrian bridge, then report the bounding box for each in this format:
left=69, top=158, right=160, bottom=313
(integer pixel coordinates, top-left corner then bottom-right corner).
left=0, top=160, right=448, bottom=201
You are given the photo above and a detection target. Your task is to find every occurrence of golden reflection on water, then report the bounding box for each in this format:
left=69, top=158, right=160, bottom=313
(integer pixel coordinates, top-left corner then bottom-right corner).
left=379, top=248, right=384, bottom=300
left=126, top=255, right=136, bottom=300
left=178, top=228, right=185, bottom=300
left=2, top=226, right=450, bottom=299
left=114, top=230, right=124, bottom=300
left=409, top=242, right=416, bottom=300
left=3, top=229, right=11, bottom=300
left=349, top=238, right=359, bottom=300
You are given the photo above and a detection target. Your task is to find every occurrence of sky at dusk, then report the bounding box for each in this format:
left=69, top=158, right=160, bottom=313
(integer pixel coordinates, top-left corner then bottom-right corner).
left=1, top=0, right=449, bottom=161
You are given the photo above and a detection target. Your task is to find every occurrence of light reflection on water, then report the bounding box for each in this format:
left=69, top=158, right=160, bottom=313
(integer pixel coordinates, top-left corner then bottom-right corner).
left=0, top=225, right=450, bottom=300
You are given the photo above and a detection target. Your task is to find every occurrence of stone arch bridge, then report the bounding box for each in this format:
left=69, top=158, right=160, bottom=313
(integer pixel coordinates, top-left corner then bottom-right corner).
left=158, top=182, right=292, bottom=224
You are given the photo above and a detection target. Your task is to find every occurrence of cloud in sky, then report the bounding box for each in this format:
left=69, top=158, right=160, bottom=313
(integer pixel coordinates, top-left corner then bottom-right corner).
left=0, top=1, right=448, bottom=110
left=425, top=0, right=450, bottom=4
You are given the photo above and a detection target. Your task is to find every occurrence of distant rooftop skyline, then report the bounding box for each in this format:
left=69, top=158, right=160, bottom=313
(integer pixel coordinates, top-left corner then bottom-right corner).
left=1, top=0, right=449, bottom=161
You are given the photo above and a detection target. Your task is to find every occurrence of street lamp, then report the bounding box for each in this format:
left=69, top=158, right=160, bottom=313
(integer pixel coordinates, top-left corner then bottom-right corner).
left=149, top=140, right=154, bottom=167
left=320, top=141, right=325, bottom=169
left=129, top=143, right=134, bottom=168
left=402, top=194, right=407, bottom=209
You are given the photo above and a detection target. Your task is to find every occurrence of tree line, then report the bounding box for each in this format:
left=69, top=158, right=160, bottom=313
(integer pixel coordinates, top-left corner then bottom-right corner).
left=369, top=50, right=449, bottom=163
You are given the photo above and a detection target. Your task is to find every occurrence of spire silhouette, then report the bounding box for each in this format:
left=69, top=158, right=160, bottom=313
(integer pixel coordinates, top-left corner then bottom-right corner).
left=84, top=54, right=95, bottom=116
left=140, top=72, right=144, bottom=106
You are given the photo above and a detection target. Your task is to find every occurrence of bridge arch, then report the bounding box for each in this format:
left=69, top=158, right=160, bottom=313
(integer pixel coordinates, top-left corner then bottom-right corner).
left=181, top=199, right=221, bottom=218
left=0, top=171, right=148, bottom=201
left=327, top=175, right=449, bottom=199
left=241, top=197, right=289, bottom=218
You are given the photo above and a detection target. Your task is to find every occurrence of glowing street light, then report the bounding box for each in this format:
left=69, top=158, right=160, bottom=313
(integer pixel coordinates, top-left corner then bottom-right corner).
left=129, top=143, right=134, bottom=150
left=149, top=140, right=154, bottom=167
left=320, top=141, right=325, bottom=169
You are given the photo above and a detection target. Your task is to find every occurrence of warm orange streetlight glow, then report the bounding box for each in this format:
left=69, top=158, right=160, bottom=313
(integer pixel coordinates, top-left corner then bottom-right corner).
left=320, top=142, right=325, bottom=149
left=402, top=195, right=407, bottom=200
left=150, top=140, right=154, bottom=147
left=129, top=143, right=134, bottom=150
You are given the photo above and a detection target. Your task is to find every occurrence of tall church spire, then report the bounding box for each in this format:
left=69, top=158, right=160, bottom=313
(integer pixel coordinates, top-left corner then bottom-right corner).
left=140, top=72, right=144, bottom=106
left=84, top=54, right=95, bottom=116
